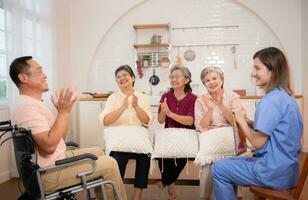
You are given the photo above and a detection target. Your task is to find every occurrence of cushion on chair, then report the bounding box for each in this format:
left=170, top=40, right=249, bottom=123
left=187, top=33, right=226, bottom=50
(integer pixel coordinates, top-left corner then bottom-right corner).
left=194, top=126, right=237, bottom=166
left=104, top=125, right=153, bottom=155
left=152, top=128, right=199, bottom=158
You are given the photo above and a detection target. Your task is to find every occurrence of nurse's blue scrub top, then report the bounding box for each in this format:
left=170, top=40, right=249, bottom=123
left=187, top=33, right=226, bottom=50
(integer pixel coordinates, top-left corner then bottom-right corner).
left=253, top=87, right=303, bottom=188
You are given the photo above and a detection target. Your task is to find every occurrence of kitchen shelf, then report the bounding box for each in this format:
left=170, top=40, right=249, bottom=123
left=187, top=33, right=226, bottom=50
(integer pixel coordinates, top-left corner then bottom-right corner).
left=133, top=23, right=171, bottom=69
left=133, top=44, right=169, bottom=49
left=133, top=24, right=169, bottom=30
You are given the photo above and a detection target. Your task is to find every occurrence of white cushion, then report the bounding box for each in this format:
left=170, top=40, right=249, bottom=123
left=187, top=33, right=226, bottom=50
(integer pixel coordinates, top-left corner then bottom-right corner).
left=194, top=126, right=237, bottom=166
left=104, top=125, right=153, bottom=155
left=152, top=128, right=199, bottom=158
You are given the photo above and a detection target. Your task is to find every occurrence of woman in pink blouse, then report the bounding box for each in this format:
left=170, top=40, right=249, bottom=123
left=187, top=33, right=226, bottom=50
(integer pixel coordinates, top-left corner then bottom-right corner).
left=194, top=66, right=242, bottom=200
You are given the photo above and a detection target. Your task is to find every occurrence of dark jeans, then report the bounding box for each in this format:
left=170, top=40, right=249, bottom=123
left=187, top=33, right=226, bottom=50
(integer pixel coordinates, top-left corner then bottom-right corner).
left=158, top=158, right=187, bottom=185
left=110, top=151, right=151, bottom=188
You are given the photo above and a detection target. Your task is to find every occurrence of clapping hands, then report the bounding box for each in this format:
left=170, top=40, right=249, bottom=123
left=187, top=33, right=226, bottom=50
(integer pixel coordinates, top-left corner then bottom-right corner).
left=51, top=88, right=79, bottom=114
left=160, top=98, right=171, bottom=116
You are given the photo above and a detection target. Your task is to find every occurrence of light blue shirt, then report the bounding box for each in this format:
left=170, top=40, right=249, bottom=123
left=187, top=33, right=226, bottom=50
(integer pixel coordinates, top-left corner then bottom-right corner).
left=253, top=87, right=303, bottom=188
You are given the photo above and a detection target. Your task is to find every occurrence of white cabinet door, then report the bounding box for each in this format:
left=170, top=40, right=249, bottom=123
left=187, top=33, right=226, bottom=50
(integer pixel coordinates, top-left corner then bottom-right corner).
left=148, top=105, right=164, bottom=143
left=240, top=99, right=257, bottom=120
left=296, top=98, right=303, bottom=114
left=79, top=101, right=105, bottom=149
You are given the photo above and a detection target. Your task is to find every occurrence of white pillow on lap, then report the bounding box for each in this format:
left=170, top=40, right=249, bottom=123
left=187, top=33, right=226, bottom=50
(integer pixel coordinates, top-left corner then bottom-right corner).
left=104, top=125, right=153, bottom=155
left=194, top=126, right=236, bottom=166
left=152, top=128, right=199, bottom=158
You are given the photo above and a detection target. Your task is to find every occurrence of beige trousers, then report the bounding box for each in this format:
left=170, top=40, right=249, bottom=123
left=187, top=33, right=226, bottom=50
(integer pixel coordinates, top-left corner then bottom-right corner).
left=42, top=147, right=127, bottom=200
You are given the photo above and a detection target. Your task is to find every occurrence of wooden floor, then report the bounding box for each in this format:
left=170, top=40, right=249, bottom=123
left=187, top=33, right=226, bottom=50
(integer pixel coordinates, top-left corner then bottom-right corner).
left=1, top=157, right=308, bottom=200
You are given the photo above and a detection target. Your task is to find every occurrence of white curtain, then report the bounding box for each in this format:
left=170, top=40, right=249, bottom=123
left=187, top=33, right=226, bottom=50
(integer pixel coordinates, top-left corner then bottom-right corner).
left=3, top=0, right=55, bottom=104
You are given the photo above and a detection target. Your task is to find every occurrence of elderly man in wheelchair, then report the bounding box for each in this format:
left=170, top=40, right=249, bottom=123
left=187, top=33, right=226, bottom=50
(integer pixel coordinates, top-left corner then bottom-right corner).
left=2, top=56, right=127, bottom=200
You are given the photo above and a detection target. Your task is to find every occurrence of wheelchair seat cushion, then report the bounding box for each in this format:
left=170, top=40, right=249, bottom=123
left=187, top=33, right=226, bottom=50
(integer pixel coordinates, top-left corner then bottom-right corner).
left=104, top=125, right=153, bottom=155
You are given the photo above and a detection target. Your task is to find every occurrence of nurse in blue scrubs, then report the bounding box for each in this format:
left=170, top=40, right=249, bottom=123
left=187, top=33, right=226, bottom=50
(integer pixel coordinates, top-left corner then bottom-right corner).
left=211, top=47, right=303, bottom=200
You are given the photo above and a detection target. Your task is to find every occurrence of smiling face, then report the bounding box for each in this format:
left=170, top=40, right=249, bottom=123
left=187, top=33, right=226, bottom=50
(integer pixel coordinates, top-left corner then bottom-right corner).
left=203, top=71, right=223, bottom=94
left=19, top=59, right=49, bottom=92
left=252, top=57, right=272, bottom=88
left=169, top=69, right=189, bottom=91
left=116, top=69, right=135, bottom=89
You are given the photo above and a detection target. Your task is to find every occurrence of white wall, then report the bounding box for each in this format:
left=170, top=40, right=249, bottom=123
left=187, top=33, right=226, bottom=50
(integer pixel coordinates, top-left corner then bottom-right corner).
left=238, top=0, right=307, bottom=151
left=238, top=0, right=302, bottom=94
left=86, top=0, right=282, bottom=96
left=53, top=0, right=72, bottom=89
left=69, top=0, right=303, bottom=93
left=0, top=106, right=11, bottom=184
left=69, top=0, right=143, bottom=93
left=68, top=0, right=306, bottom=148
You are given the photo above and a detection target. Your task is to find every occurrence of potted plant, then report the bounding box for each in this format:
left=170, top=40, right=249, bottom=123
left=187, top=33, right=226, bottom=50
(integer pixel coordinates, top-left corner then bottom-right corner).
left=142, top=55, right=151, bottom=68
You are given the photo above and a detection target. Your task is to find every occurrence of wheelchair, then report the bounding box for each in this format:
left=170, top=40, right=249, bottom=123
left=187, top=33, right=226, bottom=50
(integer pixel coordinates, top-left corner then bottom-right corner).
left=0, top=120, right=121, bottom=200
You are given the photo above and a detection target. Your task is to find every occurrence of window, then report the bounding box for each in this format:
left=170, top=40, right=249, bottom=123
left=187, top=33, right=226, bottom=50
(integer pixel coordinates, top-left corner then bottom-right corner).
left=0, top=0, right=43, bottom=101
left=0, top=7, right=7, bottom=99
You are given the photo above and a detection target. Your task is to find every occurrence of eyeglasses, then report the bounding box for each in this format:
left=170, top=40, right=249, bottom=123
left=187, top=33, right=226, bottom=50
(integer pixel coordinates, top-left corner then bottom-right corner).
left=169, top=75, right=184, bottom=80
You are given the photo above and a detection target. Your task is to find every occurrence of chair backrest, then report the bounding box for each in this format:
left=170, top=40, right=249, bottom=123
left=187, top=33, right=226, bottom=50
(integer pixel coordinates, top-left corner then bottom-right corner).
left=11, top=126, right=41, bottom=198
left=293, top=153, right=308, bottom=199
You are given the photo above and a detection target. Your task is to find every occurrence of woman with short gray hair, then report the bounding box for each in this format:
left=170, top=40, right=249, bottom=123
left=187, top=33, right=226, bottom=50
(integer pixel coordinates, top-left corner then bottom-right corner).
left=195, top=66, right=242, bottom=199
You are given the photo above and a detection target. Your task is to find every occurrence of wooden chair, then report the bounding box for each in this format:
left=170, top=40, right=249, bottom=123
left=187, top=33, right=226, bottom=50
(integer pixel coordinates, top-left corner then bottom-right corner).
left=250, top=153, right=308, bottom=200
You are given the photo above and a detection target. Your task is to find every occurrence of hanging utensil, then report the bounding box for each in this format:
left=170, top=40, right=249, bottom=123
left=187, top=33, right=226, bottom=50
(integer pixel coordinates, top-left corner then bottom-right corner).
left=184, top=47, right=196, bottom=62
left=176, top=47, right=182, bottom=65
left=231, top=46, right=237, bottom=69
left=159, top=56, right=170, bottom=68
left=149, top=69, right=160, bottom=85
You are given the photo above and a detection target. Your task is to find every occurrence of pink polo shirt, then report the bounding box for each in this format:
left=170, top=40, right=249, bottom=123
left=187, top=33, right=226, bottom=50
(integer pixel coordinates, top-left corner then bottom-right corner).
left=11, top=95, right=66, bottom=167
left=195, top=90, right=241, bottom=132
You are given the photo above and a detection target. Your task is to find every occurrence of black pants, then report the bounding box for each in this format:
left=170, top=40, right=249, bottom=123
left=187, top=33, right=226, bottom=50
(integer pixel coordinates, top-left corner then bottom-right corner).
left=110, top=151, right=151, bottom=188
left=158, top=158, right=187, bottom=186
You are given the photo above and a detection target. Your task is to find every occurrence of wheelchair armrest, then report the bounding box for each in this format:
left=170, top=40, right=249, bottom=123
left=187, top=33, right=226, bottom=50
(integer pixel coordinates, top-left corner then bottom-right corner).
left=55, top=153, right=98, bottom=166
left=65, top=141, right=79, bottom=148
left=38, top=153, right=99, bottom=180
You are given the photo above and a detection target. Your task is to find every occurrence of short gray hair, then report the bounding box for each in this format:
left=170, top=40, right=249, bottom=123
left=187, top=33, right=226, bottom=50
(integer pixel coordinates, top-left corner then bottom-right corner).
left=170, top=65, right=192, bottom=80
left=170, top=65, right=192, bottom=93
left=200, top=66, right=224, bottom=86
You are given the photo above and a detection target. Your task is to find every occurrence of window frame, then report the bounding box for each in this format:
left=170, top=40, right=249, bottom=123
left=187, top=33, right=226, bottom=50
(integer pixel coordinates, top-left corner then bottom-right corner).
left=0, top=6, right=8, bottom=106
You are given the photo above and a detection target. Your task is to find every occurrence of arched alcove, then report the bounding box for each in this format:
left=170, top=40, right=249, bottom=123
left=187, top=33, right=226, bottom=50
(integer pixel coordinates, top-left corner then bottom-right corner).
left=87, top=0, right=282, bottom=96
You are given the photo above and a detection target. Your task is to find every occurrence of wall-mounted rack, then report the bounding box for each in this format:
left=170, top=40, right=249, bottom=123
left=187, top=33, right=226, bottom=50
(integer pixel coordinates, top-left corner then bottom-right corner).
left=133, top=23, right=171, bottom=69
left=172, top=25, right=239, bottom=30
left=137, top=51, right=169, bottom=68
left=172, top=43, right=239, bottom=48
left=133, top=44, right=169, bottom=49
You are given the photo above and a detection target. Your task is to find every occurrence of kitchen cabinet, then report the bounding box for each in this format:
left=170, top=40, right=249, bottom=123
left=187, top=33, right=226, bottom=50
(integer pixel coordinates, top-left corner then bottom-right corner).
left=78, top=99, right=163, bottom=149
left=79, top=100, right=105, bottom=149
left=148, top=105, right=164, bottom=143
left=77, top=96, right=303, bottom=150
left=239, top=95, right=303, bottom=120
left=240, top=99, right=257, bottom=120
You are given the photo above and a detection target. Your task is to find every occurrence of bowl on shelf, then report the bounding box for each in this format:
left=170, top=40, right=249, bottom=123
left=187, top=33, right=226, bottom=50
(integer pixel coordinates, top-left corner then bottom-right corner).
left=159, top=57, right=170, bottom=68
